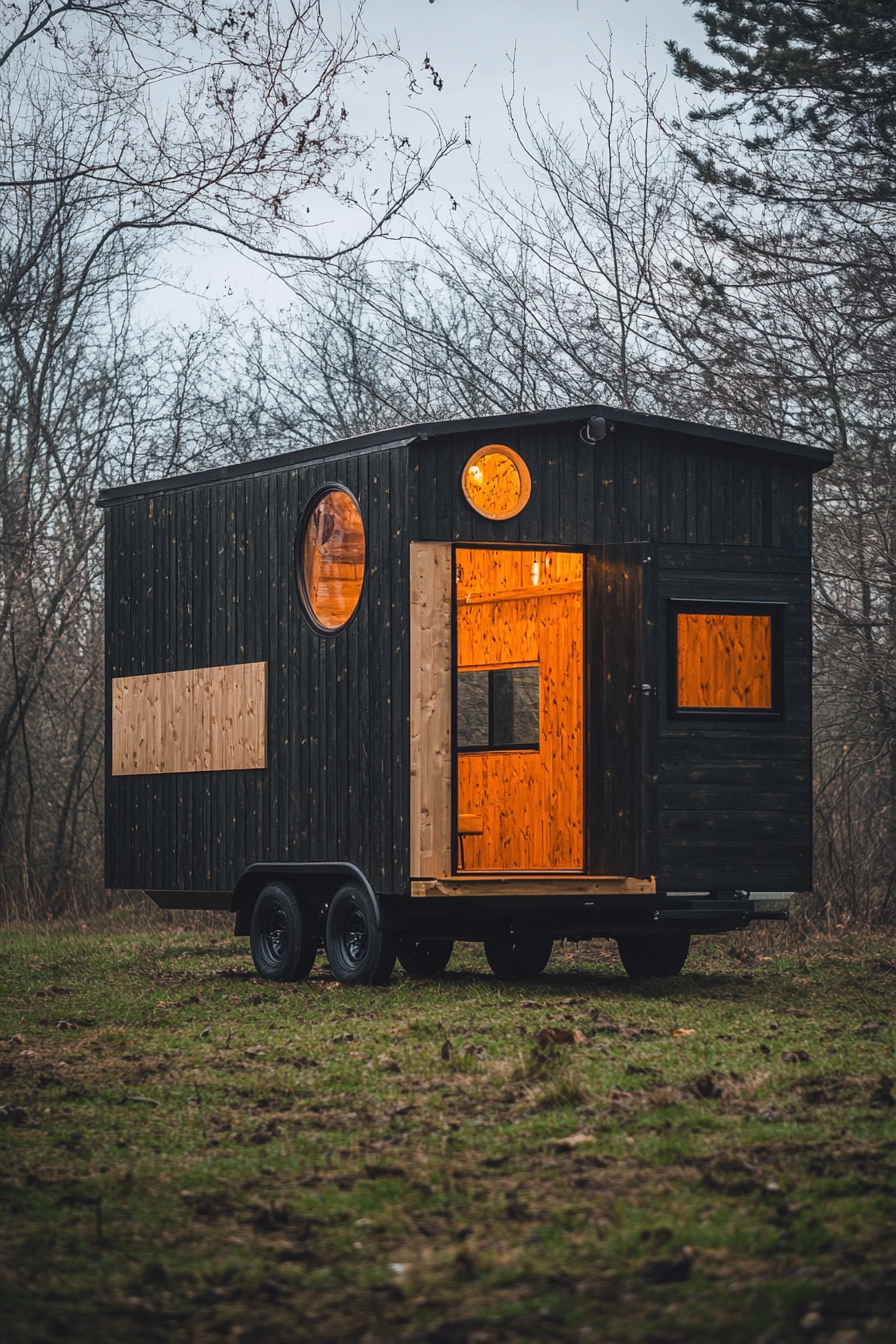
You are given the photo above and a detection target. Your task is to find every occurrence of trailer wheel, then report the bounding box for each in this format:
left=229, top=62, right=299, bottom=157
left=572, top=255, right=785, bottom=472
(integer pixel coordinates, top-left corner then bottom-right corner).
left=325, top=883, right=397, bottom=986
left=397, top=939, right=454, bottom=977
left=616, top=933, right=691, bottom=979
left=483, top=933, right=553, bottom=980
left=250, top=882, right=318, bottom=982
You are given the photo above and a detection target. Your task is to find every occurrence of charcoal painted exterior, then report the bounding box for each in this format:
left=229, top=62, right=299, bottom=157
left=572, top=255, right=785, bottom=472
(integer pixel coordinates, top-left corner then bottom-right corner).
left=101, top=405, right=830, bottom=900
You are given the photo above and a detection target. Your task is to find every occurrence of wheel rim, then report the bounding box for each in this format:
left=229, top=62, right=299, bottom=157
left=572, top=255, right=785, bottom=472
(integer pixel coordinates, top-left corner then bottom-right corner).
left=342, top=906, right=368, bottom=965
left=261, top=901, right=289, bottom=961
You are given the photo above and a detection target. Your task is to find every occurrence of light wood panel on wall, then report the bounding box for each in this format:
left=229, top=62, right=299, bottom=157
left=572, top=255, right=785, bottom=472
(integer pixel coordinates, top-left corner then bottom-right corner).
left=112, top=662, right=267, bottom=776
left=456, top=548, right=583, bottom=872
left=409, top=542, right=453, bottom=879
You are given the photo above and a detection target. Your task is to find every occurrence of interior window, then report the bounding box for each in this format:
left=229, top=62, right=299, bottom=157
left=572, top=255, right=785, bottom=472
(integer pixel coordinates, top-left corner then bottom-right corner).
left=457, top=666, right=539, bottom=750
left=456, top=671, right=490, bottom=749
left=672, top=604, right=780, bottom=714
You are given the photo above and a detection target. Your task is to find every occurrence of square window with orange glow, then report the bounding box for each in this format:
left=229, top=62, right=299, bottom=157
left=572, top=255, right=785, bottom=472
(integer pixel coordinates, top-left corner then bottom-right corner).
left=669, top=602, right=783, bottom=717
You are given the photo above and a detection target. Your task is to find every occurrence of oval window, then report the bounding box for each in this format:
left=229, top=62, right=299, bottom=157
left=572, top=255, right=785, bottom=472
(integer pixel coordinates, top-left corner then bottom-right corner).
left=462, top=445, right=531, bottom=520
left=298, top=487, right=365, bottom=632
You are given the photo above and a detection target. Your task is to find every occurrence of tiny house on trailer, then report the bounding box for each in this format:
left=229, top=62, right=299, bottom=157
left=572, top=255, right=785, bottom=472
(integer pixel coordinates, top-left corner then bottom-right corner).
left=100, top=406, right=832, bottom=984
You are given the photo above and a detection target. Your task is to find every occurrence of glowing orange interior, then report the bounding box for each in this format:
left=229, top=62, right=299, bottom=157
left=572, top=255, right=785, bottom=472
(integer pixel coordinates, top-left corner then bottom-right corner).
left=462, top=447, right=530, bottom=519
left=456, top=548, right=583, bottom=872
left=301, top=490, right=365, bottom=630
left=677, top=613, right=773, bottom=709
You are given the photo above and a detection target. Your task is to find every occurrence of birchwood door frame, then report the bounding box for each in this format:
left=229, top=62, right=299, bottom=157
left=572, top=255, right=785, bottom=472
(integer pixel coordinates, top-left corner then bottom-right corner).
left=409, top=542, right=453, bottom=880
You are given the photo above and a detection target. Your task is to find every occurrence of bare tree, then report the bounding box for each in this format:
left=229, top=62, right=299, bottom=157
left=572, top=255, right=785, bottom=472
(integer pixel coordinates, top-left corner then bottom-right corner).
left=1, top=2, right=452, bottom=265
left=255, top=39, right=896, bottom=924
left=0, top=1, right=452, bottom=917
left=0, top=131, right=128, bottom=907
left=251, top=49, right=690, bottom=445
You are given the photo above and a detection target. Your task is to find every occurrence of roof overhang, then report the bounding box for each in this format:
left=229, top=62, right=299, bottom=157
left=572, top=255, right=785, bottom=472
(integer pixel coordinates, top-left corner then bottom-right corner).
left=96, top=404, right=834, bottom=507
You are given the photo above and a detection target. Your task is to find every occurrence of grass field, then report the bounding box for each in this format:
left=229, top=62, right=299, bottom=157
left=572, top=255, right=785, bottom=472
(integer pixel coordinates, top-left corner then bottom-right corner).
left=1, top=922, right=895, bottom=1343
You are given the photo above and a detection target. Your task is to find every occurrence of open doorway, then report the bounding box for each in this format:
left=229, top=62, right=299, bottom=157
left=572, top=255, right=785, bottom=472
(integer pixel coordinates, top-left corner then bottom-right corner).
left=455, top=548, right=584, bottom=872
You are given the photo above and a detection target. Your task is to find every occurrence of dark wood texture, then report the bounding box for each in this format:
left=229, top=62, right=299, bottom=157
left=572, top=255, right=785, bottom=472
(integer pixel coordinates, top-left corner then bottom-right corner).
left=410, top=421, right=811, bottom=551
left=586, top=545, right=657, bottom=880
left=105, top=410, right=819, bottom=899
left=654, top=546, right=812, bottom=890
left=106, top=446, right=409, bottom=895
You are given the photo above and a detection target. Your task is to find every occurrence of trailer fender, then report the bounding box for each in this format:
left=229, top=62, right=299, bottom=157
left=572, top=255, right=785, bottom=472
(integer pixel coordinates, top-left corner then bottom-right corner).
left=231, top=863, right=382, bottom=937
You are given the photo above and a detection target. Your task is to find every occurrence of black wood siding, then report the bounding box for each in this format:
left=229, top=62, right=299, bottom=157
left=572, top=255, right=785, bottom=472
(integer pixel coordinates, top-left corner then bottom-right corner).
left=410, top=421, right=810, bottom=549
left=586, top=545, right=658, bottom=881
left=654, top=546, right=812, bottom=890
left=106, top=446, right=410, bottom=895
left=106, top=414, right=816, bottom=899
left=411, top=423, right=812, bottom=891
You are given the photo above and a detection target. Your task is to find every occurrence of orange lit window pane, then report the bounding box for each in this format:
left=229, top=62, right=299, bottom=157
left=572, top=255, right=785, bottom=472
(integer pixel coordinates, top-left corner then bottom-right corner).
left=462, top=446, right=531, bottom=520
left=301, top=489, right=365, bottom=631
left=677, top=613, right=773, bottom=709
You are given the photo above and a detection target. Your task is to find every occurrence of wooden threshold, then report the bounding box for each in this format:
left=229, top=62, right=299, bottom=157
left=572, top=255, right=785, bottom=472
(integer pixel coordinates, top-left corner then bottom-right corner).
left=411, top=875, right=656, bottom=898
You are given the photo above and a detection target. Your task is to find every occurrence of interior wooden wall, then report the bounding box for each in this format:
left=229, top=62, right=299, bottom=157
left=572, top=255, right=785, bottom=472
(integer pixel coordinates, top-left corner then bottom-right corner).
left=456, top=548, right=583, bottom=872
left=677, top=613, right=772, bottom=709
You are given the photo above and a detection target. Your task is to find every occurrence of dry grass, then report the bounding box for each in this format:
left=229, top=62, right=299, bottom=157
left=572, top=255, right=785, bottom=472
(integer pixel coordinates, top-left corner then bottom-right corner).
left=0, top=924, right=895, bottom=1342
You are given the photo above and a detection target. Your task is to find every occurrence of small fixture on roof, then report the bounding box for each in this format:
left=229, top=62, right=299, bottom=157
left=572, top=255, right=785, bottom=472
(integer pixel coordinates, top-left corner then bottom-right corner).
left=580, top=415, right=607, bottom=444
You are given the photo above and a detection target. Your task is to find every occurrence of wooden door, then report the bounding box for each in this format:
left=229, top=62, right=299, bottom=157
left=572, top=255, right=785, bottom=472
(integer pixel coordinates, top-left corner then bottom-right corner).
left=455, top=548, right=583, bottom=872
left=586, top=544, right=657, bottom=880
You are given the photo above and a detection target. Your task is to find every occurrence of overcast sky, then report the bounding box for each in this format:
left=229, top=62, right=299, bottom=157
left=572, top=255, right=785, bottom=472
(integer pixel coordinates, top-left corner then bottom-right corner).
left=362, top=0, right=704, bottom=172
left=150, top=0, right=706, bottom=322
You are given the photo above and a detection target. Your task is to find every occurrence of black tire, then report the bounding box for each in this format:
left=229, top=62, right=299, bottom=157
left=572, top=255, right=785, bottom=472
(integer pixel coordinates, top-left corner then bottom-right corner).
left=325, top=883, right=397, bottom=986
left=616, top=933, right=691, bottom=979
left=249, top=882, right=318, bottom=982
left=397, top=939, right=454, bottom=977
left=483, top=932, right=554, bottom=980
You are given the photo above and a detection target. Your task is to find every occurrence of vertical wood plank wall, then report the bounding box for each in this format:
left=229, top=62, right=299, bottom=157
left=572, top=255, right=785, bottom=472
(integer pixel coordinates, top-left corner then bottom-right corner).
left=409, top=422, right=813, bottom=893
left=410, top=422, right=810, bottom=552
left=409, top=542, right=452, bottom=879
left=655, top=547, right=811, bottom=889
left=106, top=445, right=410, bottom=894
left=106, top=415, right=814, bottom=897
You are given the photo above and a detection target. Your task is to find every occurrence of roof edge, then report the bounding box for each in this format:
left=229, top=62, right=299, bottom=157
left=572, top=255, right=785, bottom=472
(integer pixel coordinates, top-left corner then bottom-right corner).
left=96, top=404, right=834, bottom=507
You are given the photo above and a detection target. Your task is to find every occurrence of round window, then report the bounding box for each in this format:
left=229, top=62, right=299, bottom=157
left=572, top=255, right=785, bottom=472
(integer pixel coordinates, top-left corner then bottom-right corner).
left=298, top=487, right=365, bottom=632
left=461, top=445, right=531, bottom=520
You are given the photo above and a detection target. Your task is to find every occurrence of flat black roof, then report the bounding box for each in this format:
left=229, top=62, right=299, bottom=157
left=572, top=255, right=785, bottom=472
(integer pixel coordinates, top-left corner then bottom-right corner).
left=96, top=403, right=835, bottom=506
